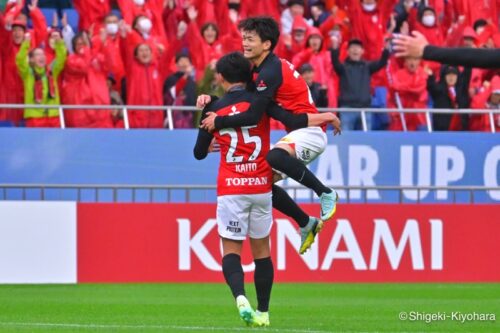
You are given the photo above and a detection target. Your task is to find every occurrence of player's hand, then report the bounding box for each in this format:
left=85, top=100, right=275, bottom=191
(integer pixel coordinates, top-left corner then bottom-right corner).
left=201, top=112, right=217, bottom=132
left=393, top=30, right=429, bottom=58
left=208, top=138, right=220, bottom=152
left=196, top=94, right=212, bottom=109
left=329, top=113, right=341, bottom=136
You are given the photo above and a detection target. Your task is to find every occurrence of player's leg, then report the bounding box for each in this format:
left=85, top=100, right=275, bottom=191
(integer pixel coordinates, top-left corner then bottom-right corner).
left=248, top=192, right=274, bottom=327
left=249, top=237, right=272, bottom=327
left=267, top=127, right=338, bottom=222
left=272, top=184, right=321, bottom=254
left=217, top=195, right=255, bottom=325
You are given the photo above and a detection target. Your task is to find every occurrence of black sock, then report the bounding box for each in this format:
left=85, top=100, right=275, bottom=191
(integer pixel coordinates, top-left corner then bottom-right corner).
left=267, top=148, right=332, bottom=197
left=272, top=185, right=309, bottom=227
left=222, top=253, right=245, bottom=299
left=254, top=257, right=274, bottom=312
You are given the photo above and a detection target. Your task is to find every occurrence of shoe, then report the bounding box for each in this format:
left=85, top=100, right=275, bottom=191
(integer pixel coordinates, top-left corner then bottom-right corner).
left=236, top=295, right=255, bottom=326
left=299, top=217, right=320, bottom=255
left=252, top=311, right=270, bottom=327
left=320, top=189, right=339, bottom=222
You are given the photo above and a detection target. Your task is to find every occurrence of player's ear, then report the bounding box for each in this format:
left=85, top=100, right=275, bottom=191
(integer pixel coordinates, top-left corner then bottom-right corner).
left=263, top=40, right=272, bottom=52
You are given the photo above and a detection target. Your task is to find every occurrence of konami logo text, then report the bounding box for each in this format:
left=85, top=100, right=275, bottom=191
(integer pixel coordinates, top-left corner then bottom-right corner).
left=177, top=218, right=443, bottom=272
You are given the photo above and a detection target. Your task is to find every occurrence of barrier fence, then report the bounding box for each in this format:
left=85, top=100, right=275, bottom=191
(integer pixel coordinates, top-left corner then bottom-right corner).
left=0, top=184, right=497, bottom=204
left=1, top=104, right=498, bottom=132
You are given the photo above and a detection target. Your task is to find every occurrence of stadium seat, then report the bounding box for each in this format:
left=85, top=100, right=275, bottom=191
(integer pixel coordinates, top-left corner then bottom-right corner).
left=40, top=8, right=57, bottom=27
left=64, top=8, right=79, bottom=31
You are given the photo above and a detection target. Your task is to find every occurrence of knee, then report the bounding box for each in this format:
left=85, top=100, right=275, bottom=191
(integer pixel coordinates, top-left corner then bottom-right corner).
left=266, top=148, right=288, bottom=167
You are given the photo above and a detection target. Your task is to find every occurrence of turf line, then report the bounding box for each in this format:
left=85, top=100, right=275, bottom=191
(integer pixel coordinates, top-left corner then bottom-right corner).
left=0, top=321, right=337, bottom=333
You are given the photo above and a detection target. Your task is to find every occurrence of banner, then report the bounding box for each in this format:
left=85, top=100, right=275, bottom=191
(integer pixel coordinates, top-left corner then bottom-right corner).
left=0, top=129, right=499, bottom=203
left=0, top=201, right=77, bottom=283
left=77, top=203, right=500, bottom=283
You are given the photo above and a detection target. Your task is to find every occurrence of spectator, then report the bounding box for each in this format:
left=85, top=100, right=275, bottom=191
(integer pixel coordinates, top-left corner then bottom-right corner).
left=469, top=76, right=500, bottom=132
left=346, top=0, right=395, bottom=87
left=62, top=32, right=114, bottom=128
left=299, top=63, right=328, bottom=107
left=427, top=65, right=472, bottom=131
left=292, top=27, right=337, bottom=107
left=163, top=53, right=197, bottom=128
left=16, top=33, right=66, bottom=127
left=389, top=56, right=428, bottom=131
left=123, top=43, right=166, bottom=128
left=92, top=13, right=125, bottom=92
left=276, top=15, right=309, bottom=61
left=310, top=1, right=331, bottom=27
left=330, top=38, right=390, bottom=130
left=72, top=0, right=111, bottom=33
left=117, top=0, right=167, bottom=43
left=281, top=0, right=310, bottom=35
left=0, top=0, right=47, bottom=125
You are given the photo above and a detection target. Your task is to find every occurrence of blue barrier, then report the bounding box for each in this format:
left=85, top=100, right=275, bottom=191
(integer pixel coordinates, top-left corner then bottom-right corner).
left=0, top=129, right=498, bottom=203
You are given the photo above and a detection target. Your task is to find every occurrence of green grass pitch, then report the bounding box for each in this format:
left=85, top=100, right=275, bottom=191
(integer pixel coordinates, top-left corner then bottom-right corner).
left=0, top=283, right=498, bottom=333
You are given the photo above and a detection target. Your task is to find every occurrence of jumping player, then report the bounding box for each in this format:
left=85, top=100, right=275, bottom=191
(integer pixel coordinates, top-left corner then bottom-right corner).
left=199, top=17, right=340, bottom=254
left=193, top=52, right=274, bottom=327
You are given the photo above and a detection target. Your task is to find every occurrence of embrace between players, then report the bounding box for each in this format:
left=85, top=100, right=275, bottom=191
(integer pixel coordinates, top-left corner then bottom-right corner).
left=193, top=17, right=341, bottom=328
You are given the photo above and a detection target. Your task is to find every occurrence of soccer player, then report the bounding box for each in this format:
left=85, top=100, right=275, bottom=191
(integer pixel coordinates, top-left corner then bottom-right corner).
left=199, top=17, right=340, bottom=254
left=193, top=52, right=274, bottom=327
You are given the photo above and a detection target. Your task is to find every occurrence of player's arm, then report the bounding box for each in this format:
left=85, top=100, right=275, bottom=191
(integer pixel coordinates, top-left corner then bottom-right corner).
left=423, top=45, right=500, bottom=69
left=213, top=64, right=281, bottom=130
left=267, top=103, right=341, bottom=134
left=212, top=94, right=269, bottom=129
left=193, top=104, right=215, bottom=160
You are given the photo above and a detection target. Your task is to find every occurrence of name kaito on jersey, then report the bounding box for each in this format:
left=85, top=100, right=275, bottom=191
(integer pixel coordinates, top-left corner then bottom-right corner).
left=235, top=163, right=257, bottom=173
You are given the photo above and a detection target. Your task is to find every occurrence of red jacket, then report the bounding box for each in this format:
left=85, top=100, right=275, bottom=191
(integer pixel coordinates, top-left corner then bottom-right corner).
left=470, top=76, right=500, bottom=132
left=73, top=0, right=111, bottom=33
left=275, top=16, right=309, bottom=61
left=453, top=0, right=498, bottom=28
left=61, top=46, right=113, bottom=128
left=117, top=0, right=167, bottom=43
left=389, top=66, right=429, bottom=131
left=123, top=41, right=167, bottom=128
left=239, top=0, right=281, bottom=22
left=292, top=28, right=338, bottom=107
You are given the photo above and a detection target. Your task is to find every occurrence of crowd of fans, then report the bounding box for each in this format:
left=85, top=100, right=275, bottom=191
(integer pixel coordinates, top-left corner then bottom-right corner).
left=0, top=0, right=498, bottom=131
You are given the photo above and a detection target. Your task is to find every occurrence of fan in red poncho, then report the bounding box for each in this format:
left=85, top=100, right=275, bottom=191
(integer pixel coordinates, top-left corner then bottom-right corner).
left=452, top=0, right=498, bottom=28
left=276, top=15, right=310, bottom=61
left=0, top=0, right=47, bottom=125
left=117, top=0, right=167, bottom=42
left=121, top=43, right=167, bottom=128
left=61, top=32, right=114, bottom=128
left=470, top=76, right=500, bottom=132
left=292, top=27, right=338, bottom=108
left=388, top=56, right=429, bottom=131
left=73, top=0, right=111, bottom=33
left=183, top=5, right=241, bottom=81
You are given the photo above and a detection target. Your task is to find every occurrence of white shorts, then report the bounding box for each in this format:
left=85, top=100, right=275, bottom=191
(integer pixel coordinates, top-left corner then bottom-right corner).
left=216, top=192, right=273, bottom=241
left=275, top=127, right=327, bottom=164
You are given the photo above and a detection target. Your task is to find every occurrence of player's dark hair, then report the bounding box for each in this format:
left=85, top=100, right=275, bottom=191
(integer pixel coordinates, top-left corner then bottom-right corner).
left=216, top=52, right=252, bottom=84
left=238, top=16, right=280, bottom=51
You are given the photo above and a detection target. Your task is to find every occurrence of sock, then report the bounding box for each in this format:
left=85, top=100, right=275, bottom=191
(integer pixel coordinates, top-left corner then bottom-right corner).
left=272, top=185, right=309, bottom=227
left=222, top=253, right=245, bottom=299
left=254, top=257, right=274, bottom=312
left=267, top=148, right=332, bottom=197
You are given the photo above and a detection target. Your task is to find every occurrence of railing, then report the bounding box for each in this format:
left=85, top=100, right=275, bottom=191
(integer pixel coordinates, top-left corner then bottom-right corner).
left=0, top=184, right=497, bottom=204
left=0, top=104, right=498, bottom=133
